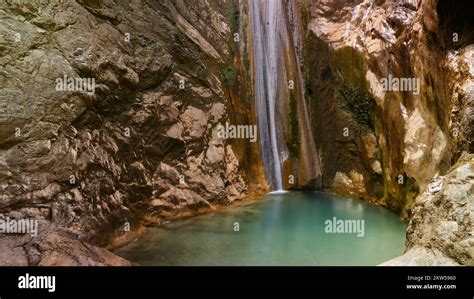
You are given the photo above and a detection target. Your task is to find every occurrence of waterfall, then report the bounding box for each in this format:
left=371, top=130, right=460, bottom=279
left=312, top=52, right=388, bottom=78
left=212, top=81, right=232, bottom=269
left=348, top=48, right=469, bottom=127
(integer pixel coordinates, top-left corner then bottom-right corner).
left=250, top=0, right=283, bottom=190
left=250, top=0, right=322, bottom=191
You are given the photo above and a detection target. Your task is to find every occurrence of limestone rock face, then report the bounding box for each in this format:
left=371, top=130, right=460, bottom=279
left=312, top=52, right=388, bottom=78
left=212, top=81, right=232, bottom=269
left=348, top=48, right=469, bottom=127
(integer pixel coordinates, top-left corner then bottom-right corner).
left=309, top=0, right=419, bottom=58
left=0, top=0, right=252, bottom=265
left=380, top=247, right=460, bottom=266
left=300, top=0, right=473, bottom=218
left=0, top=229, right=132, bottom=266
left=332, top=171, right=367, bottom=199
left=382, top=154, right=473, bottom=266
left=403, top=109, right=447, bottom=190
left=298, top=0, right=473, bottom=264
left=0, top=0, right=471, bottom=266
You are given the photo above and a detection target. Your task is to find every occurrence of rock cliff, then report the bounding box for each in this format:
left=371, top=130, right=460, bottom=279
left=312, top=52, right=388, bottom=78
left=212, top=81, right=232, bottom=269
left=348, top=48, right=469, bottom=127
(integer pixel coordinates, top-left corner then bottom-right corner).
left=299, top=0, right=473, bottom=217
left=381, top=154, right=473, bottom=265
left=296, top=0, right=473, bottom=264
left=0, top=0, right=260, bottom=265
left=0, top=0, right=472, bottom=265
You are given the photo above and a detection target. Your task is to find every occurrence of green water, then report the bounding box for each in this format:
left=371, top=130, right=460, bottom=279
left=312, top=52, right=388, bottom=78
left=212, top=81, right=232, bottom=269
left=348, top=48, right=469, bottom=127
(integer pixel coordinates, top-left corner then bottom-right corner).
left=115, top=191, right=406, bottom=266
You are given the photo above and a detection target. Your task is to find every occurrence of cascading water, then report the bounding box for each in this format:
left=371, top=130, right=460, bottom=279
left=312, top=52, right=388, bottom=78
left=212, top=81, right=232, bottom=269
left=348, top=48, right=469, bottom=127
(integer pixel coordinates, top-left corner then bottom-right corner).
left=250, top=0, right=283, bottom=190
left=250, top=0, right=322, bottom=191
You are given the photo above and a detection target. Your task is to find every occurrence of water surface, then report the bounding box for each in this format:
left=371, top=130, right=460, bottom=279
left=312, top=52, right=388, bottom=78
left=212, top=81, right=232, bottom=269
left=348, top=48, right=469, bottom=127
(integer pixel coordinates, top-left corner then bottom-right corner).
left=115, top=192, right=406, bottom=266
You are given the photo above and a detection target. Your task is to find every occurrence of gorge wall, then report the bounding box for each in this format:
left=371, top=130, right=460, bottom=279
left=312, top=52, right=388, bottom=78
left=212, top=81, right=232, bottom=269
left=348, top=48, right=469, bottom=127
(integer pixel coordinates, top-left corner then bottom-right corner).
left=295, top=0, right=473, bottom=264
left=297, top=0, right=473, bottom=217
left=0, top=0, right=472, bottom=265
left=0, top=0, right=263, bottom=265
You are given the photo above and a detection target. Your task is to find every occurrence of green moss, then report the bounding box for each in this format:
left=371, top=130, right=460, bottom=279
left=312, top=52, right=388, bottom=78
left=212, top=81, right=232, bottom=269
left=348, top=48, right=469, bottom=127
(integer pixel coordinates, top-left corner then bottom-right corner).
left=224, top=2, right=240, bottom=56
left=221, top=66, right=237, bottom=86
left=226, top=3, right=240, bottom=35
left=300, top=2, right=311, bottom=32
left=337, top=84, right=375, bottom=131
left=329, top=47, right=376, bottom=131
left=286, top=91, right=300, bottom=157
left=331, top=47, right=367, bottom=89
left=243, top=50, right=250, bottom=76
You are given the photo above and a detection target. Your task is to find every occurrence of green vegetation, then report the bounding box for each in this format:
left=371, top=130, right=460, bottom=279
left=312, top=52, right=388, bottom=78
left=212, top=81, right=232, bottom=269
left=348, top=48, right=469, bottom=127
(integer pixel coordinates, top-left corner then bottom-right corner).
left=243, top=50, right=250, bottom=77
left=300, top=2, right=311, bottom=32
left=225, top=2, right=240, bottom=55
left=331, top=47, right=367, bottom=88
left=221, top=66, right=237, bottom=86
left=226, top=2, right=240, bottom=34
left=286, top=91, right=300, bottom=157
left=330, top=47, right=375, bottom=131
left=222, top=2, right=240, bottom=88
left=337, top=84, right=375, bottom=131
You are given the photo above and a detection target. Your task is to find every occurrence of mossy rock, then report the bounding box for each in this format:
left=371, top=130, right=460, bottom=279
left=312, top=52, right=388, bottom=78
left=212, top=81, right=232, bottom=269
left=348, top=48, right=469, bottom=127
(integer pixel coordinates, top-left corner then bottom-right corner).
left=337, top=84, right=375, bottom=131
left=286, top=90, right=300, bottom=157
left=221, top=66, right=237, bottom=86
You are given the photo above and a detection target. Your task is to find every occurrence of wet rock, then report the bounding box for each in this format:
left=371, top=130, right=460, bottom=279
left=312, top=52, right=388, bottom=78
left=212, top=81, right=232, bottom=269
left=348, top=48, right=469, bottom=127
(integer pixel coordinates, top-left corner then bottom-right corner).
left=371, top=161, right=382, bottom=174
left=155, top=163, right=181, bottom=185
left=205, top=126, right=225, bottom=166
left=301, top=0, right=472, bottom=217
left=332, top=171, right=367, bottom=199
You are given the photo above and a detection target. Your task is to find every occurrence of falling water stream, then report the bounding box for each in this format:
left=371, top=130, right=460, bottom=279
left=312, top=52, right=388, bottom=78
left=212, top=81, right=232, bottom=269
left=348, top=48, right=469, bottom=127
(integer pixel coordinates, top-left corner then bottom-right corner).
left=250, top=0, right=284, bottom=190
left=250, top=0, right=321, bottom=191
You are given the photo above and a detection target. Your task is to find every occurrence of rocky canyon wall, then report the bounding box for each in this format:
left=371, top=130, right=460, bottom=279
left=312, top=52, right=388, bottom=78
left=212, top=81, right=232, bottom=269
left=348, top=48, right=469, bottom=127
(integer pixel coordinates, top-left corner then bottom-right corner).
left=295, top=0, right=473, bottom=264
left=296, top=0, right=473, bottom=217
left=0, top=0, right=472, bottom=266
left=0, top=0, right=262, bottom=265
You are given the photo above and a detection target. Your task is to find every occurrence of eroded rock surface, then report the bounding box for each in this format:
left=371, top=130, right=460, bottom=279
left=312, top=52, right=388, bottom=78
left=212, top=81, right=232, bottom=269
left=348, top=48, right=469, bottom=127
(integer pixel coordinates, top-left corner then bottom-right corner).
left=299, top=0, right=473, bottom=219
left=0, top=229, right=132, bottom=266
left=0, top=0, right=254, bottom=265
left=0, top=0, right=472, bottom=266
left=298, top=0, right=473, bottom=265
left=382, top=154, right=473, bottom=266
